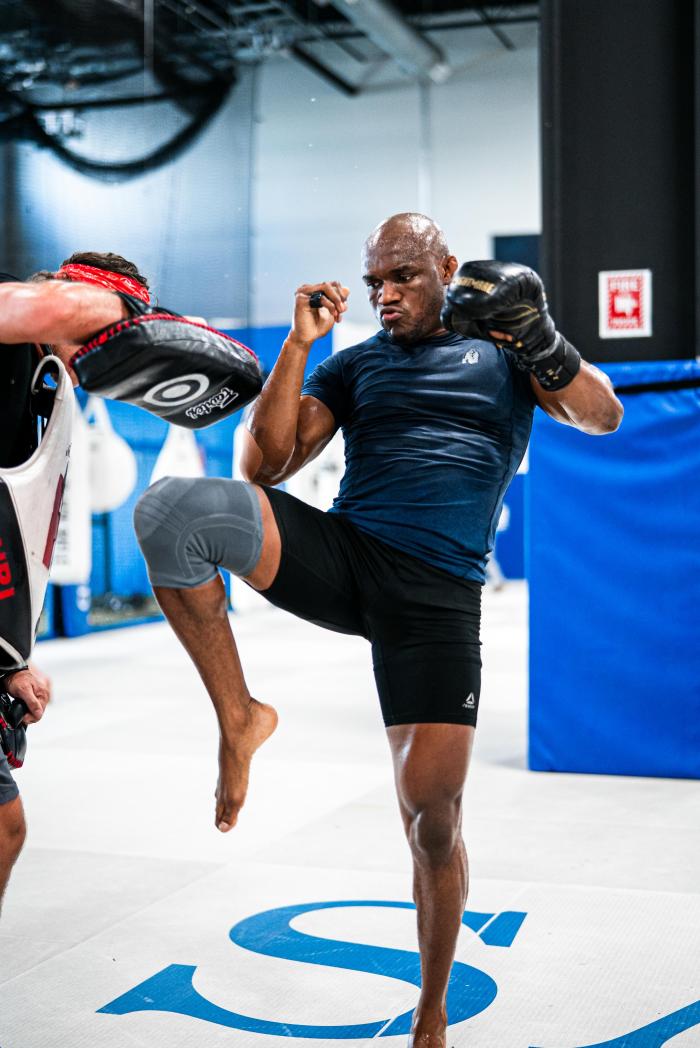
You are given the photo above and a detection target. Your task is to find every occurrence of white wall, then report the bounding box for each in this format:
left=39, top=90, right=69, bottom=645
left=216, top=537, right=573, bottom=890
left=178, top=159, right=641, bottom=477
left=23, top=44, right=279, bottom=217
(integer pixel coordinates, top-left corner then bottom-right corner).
left=252, top=24, right=540, bottom=328
left=1, top=23, right=539, bottom=330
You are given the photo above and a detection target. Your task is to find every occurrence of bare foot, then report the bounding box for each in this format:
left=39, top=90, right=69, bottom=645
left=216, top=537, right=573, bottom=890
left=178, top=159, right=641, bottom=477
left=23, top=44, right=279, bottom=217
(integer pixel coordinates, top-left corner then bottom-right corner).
left=215, top=698, right=278, bottom=831
left=408, top=1008, right=448, bottom=1048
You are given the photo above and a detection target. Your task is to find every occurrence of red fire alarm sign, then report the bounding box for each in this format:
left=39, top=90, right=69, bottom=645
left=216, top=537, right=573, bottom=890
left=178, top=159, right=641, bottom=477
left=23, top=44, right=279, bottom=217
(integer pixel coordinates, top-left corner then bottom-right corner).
left=598, top=269, right=652, bottom=338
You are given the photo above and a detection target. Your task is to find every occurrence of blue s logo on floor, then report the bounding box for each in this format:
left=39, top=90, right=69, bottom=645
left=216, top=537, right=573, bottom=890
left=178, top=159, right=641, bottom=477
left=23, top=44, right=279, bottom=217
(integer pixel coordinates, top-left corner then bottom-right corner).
left=534, top=999, right=700, bottom=1048
left=98, top=899, right=526, bottom=1038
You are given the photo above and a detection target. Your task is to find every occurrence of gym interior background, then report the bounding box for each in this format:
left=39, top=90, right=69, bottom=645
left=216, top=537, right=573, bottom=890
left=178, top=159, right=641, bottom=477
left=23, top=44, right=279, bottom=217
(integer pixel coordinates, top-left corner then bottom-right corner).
left=1, top=2, right=699, bottom=1047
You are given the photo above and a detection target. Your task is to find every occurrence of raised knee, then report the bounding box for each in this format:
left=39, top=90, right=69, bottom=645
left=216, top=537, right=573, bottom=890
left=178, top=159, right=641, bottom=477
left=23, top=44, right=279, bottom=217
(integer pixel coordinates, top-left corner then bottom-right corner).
left=133, top=476, right=189, bottom=551
left=133, top=476, right=209, bottom=586
left=133, top=476, right=262, bottom=588
left=409, top=805, right=460, bottom=867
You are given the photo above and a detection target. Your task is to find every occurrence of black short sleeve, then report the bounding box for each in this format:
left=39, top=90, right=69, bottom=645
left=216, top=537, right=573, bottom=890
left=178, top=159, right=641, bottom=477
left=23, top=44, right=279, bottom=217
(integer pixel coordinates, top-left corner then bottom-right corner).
left=504, top=349, right=539, bottom=408
left=302, top=352, right=349, bottom=426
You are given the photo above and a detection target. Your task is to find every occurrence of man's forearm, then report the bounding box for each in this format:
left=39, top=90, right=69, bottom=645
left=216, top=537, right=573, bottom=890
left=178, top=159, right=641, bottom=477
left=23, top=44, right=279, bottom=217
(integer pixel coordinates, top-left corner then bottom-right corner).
left=246, top=334, right=312, bottom=478
left=0, top=281, right=125, bottom=345
left=535, top=361, right=623, bottom=434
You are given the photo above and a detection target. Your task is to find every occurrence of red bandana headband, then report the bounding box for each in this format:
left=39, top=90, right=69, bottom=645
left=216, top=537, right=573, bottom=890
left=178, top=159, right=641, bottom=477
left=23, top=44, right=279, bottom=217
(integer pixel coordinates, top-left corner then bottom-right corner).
left=56, top=263, right=151, bottom=305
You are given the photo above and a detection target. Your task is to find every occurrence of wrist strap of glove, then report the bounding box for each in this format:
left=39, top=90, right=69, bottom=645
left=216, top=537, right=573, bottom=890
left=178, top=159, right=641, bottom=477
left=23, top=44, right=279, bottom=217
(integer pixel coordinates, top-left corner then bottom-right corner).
left=513, top=332, right=581, bottom=391
left=0, top=667, right=28, bottom=690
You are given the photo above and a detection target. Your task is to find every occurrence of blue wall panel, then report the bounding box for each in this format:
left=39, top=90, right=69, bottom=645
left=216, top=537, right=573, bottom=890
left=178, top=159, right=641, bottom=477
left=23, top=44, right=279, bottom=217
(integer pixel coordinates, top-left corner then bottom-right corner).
left=494, top=473, right=525, bottom=579
left=225, top=326, right=333, bottom=380
left=528, top=361, right=700, bottom=779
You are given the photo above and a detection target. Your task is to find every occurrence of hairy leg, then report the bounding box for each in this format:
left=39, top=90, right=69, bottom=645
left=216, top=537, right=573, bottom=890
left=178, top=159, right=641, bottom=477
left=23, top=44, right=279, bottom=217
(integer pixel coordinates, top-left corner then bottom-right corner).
left=0, top=795, right=26, bottom=913
left=151, top=486, right=282, bottom=832
left=387, top=723, right=475, bottom=1048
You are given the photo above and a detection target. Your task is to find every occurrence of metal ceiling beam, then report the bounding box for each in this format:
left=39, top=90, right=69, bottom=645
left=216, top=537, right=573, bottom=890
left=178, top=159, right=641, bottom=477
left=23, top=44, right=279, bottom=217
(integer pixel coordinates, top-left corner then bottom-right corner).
left=323, top=0, right=450, bottom=82
left=475, top=6, right=515, bottom=49
left=103, top=0, right=142, bottom=16
left=290, top=44, right=359, bottom=95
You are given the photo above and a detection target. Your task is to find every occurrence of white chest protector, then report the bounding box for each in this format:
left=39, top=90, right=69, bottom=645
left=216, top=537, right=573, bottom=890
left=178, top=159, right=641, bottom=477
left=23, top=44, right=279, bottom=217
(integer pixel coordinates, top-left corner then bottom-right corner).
left=0, top=356, right=74, bottom=670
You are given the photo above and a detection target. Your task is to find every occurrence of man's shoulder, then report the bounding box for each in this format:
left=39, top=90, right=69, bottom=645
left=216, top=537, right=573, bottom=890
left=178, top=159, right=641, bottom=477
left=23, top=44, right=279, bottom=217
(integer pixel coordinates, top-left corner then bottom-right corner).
left=332, top=330, right=385, bottom=361
left=307, top=333, right=383, bottom=380
left=443, top=337, right=537, bottom=407
left=499, top=347, right=538, bottom=407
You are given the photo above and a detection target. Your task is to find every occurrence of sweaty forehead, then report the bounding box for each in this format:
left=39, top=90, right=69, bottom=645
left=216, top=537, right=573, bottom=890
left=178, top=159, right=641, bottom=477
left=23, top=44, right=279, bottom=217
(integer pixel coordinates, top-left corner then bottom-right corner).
left=362, top=240, right=434, bottom=276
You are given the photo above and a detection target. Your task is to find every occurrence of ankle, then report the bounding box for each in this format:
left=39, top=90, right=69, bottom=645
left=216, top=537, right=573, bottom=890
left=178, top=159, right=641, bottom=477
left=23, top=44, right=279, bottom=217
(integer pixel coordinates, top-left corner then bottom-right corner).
left=413, top=1002, right=447, bottom=1027
left=219, top=698, right=254, bottom=736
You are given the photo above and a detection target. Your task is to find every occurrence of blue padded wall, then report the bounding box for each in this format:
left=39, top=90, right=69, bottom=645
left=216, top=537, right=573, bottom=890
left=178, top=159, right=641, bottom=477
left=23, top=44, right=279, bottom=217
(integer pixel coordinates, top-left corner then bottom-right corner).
left=229, top=326, right=332, bottom=379
left=494, top=473, right=525, bottom=579
left=528, top=361, right=700, bottom=779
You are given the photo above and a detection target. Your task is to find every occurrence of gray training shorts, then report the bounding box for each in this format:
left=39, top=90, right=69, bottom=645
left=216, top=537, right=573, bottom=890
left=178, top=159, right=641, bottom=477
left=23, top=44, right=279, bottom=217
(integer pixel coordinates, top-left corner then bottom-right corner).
left=0, top=752, right=19, bottom=805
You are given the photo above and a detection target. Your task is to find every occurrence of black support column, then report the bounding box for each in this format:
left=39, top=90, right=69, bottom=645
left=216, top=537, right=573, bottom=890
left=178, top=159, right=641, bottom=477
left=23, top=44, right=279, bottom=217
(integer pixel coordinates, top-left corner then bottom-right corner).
left=541, top=0, right=697, bottom=362
left=1, top=143, right=23, bottom=274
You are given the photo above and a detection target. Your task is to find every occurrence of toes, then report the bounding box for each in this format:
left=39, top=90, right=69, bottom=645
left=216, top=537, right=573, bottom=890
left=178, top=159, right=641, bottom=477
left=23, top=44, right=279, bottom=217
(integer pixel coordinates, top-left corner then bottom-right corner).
left=216, top=795, right=239, bottom=832
left=217, top=807, right=237, bottom=832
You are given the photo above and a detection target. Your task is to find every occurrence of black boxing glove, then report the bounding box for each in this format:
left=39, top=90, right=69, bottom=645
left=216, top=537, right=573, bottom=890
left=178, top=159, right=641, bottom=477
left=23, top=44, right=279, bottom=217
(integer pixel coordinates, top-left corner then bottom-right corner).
left=441, top=261, right=581, bottom=391
left=71, top=293, right=263, bottom=429
left=0, top=693, right=27, bottom=769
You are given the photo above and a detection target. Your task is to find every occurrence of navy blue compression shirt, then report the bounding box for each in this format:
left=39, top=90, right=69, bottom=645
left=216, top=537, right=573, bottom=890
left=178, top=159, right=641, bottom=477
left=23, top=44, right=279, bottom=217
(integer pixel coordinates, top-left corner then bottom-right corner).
left=302, top=329, right=536, bottom=582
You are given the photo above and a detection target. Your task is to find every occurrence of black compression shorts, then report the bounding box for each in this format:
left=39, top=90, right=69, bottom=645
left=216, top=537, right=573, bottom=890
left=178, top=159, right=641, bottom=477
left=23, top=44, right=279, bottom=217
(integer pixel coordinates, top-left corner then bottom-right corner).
left=261, top=487, right=482, bottom=728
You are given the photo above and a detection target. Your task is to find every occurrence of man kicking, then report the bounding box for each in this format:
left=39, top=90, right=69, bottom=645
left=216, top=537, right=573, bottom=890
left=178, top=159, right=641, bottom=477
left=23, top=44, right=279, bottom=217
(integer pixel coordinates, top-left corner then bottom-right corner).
left=133, top=213, right=623, bottom=1047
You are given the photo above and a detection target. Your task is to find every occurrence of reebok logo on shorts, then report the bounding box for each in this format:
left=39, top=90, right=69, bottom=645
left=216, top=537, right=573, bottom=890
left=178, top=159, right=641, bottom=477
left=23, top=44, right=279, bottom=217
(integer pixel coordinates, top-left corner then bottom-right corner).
left=463, top=693, right=476, bottom=709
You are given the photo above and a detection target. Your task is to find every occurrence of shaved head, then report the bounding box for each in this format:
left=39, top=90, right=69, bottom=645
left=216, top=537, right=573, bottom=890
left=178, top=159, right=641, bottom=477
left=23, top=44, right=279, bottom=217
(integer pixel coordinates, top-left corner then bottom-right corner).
left=363, top=213, right=450, bottom=265
left=362, top=213, right=457, bottom=345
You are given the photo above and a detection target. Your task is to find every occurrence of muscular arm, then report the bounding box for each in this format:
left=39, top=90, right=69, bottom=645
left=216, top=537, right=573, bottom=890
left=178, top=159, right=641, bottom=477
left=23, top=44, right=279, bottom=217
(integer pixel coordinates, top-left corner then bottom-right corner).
left=531, top=360, right=623, bottom=434
left=0, top=280, right=127, bottom=346
left=239, top=280, right=347, bottom=485
left=240, top=339, right=337, bottom=484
